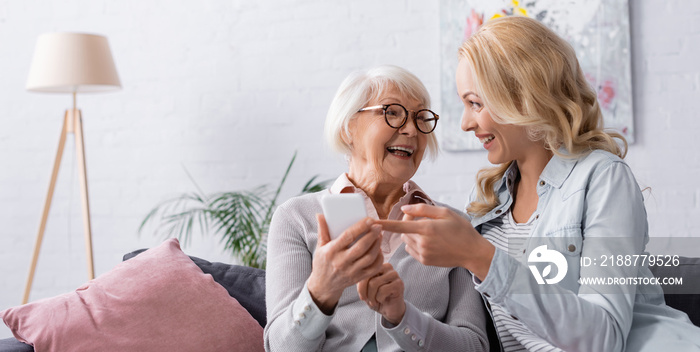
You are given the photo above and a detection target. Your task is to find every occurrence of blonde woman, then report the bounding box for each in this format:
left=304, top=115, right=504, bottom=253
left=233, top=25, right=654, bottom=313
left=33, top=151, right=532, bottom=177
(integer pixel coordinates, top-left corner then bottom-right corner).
left=379, top=16, right=700, bottom=351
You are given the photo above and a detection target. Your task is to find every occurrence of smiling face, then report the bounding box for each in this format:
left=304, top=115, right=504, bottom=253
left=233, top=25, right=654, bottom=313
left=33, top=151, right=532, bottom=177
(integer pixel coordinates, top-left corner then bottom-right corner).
left=345, top=85, right=427, bottom=188
left=456, top=58, right=539, bottom=165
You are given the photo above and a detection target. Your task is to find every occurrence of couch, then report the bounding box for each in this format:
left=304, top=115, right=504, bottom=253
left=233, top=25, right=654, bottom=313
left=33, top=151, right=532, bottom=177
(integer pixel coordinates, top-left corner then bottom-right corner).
left=1, top=253, right=698, bottom=352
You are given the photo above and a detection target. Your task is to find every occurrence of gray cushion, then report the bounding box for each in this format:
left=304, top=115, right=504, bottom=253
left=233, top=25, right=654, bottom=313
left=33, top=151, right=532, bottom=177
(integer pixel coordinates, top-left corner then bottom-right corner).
left=0, top=338, right=32, bottom=352
left=123, top=249, right=266, bottom=327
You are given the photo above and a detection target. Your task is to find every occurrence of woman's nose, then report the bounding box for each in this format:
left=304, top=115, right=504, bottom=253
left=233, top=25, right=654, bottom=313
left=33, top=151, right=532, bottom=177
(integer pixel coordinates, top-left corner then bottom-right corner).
left=399, top=114, right=418, bottom=136
left=461, top=109, right=476, bottom=132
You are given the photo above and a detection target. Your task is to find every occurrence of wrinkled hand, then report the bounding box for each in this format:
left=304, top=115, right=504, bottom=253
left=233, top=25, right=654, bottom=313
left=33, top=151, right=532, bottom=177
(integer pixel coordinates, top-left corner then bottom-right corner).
left=308, top=214, right=384, bottom=314
left=358, top=263, right=406, bottom=325
left=377, top=204, right=495, bottom=280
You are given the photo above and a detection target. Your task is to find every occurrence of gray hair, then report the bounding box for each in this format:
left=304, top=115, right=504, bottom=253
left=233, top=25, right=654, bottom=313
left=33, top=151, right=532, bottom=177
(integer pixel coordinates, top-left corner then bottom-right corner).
left=324, top=65, right=438, bottom=159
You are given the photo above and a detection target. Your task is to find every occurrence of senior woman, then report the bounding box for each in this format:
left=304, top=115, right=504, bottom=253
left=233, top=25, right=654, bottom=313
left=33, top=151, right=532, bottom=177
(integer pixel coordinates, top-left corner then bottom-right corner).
left=264, top=65, right=489, bottom=352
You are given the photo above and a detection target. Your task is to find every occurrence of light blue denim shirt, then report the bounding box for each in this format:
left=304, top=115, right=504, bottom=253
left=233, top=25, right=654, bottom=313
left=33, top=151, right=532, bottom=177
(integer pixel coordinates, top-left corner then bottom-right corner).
left=469, top=150, right=700, bottom=351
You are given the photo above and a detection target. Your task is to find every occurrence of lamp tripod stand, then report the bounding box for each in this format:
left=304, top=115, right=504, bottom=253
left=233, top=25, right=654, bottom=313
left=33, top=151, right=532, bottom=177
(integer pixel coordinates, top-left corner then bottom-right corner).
left=23, top=31, right=120, bottom=304
left=22, top=92, right=95, bottom=304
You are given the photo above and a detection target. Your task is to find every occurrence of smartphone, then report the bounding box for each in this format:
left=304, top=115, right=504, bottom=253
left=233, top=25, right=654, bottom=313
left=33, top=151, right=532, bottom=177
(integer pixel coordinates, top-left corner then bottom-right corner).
left=320, top=193, right=368, bottom=241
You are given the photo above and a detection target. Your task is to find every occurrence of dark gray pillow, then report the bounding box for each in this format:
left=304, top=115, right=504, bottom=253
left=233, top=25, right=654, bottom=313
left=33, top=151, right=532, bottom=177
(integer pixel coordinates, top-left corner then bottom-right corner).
left=0, top=337, right=33, bottom=352
left=123, top=249, right=266, bottom=327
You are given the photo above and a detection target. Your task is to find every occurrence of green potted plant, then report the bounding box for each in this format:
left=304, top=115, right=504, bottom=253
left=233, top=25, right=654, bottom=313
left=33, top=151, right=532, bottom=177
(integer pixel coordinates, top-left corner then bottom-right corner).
left=139, top=152, right=328, bottom=269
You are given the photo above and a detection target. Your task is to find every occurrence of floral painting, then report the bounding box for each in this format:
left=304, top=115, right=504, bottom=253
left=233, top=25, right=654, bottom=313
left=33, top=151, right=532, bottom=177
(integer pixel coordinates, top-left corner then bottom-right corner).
left=439, top=0, right=633, bottom=151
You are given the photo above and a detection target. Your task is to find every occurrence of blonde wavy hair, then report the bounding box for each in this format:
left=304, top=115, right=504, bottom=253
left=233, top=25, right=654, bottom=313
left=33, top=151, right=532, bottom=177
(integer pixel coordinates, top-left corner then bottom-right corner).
left=461, top=16, right=628, bottom=217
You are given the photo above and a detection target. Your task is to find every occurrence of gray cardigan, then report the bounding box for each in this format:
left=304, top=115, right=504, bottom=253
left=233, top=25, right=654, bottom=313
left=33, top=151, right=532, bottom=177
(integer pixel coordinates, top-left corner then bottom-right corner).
left=264, top=189, right=489, bottom=352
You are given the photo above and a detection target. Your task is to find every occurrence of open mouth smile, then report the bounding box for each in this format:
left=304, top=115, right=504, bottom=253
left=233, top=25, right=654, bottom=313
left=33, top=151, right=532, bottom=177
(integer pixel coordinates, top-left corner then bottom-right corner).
left=479, top=135, right=494, bottom=144
left=386, top=146, right=414, bottom=157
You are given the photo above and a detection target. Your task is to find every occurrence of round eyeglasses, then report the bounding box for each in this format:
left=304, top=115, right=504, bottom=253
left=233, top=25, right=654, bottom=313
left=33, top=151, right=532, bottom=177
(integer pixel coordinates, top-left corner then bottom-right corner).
left=357, top=103, right=439, bottom=134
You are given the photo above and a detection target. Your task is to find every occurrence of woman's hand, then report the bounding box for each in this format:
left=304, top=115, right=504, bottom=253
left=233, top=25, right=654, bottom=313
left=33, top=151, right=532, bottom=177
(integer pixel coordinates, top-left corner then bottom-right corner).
left=377, top=204, right=495, bottom=280
left=357, top=263, right=406, bottom=325
left=307, top=214, right=384, bottom=314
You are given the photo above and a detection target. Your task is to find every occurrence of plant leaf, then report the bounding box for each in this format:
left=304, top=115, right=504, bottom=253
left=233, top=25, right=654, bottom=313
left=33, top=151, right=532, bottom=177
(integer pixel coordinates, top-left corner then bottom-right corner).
left=140, top=151, right=320, bottom=268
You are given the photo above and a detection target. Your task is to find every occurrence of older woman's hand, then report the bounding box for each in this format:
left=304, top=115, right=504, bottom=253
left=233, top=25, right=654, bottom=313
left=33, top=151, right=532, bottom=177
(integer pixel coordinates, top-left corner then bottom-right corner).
left=307, top=214, right=384, bottom=314
left=377, top=204, right=496, bottom=281
left=357, top=263, right=406, bottom=325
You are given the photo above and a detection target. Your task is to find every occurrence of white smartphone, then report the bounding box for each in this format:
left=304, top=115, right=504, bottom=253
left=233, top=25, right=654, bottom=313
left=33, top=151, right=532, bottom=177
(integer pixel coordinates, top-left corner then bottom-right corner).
left=320, top=193, right=368, bottom=241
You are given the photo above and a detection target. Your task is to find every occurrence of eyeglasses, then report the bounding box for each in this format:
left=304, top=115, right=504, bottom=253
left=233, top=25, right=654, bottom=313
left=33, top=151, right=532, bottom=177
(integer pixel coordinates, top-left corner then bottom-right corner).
left=357, top=103, right=439, bottom=134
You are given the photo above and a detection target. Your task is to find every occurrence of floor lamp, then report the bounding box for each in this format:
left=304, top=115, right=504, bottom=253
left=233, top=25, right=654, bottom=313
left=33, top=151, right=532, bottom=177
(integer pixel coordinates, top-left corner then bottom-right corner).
left=22, top=32, right=121, bottom=304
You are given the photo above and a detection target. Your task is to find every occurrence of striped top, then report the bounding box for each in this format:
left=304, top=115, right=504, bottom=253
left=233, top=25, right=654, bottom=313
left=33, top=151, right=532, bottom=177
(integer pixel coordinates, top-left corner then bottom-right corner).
left=481, top=210, right=562, bottom=352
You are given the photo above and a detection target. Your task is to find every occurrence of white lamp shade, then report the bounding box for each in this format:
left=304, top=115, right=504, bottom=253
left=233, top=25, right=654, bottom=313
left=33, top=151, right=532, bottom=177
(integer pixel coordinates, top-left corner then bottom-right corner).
left=26, top=32, right=121, bottom=93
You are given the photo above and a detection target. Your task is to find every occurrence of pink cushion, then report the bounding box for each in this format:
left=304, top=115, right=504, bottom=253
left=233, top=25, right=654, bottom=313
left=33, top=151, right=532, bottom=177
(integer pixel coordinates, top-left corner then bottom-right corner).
left=1, top=239, right=264, bottom=352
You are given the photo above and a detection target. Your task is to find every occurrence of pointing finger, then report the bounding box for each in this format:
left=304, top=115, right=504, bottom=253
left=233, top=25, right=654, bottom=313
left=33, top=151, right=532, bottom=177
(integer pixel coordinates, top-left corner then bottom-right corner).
left=376, top=219, right=426, bottom=235
left=400, top=204, right=453, bottom=219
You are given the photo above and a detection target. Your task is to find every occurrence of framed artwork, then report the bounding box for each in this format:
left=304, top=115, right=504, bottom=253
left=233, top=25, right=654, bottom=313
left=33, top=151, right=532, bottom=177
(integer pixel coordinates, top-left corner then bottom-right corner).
left=439, top=0, right=633, bottom=151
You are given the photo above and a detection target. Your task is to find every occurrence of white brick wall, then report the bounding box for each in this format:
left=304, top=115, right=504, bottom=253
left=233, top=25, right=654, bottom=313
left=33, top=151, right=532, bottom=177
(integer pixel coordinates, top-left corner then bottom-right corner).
left=0, top=0, right=698, bottom=339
